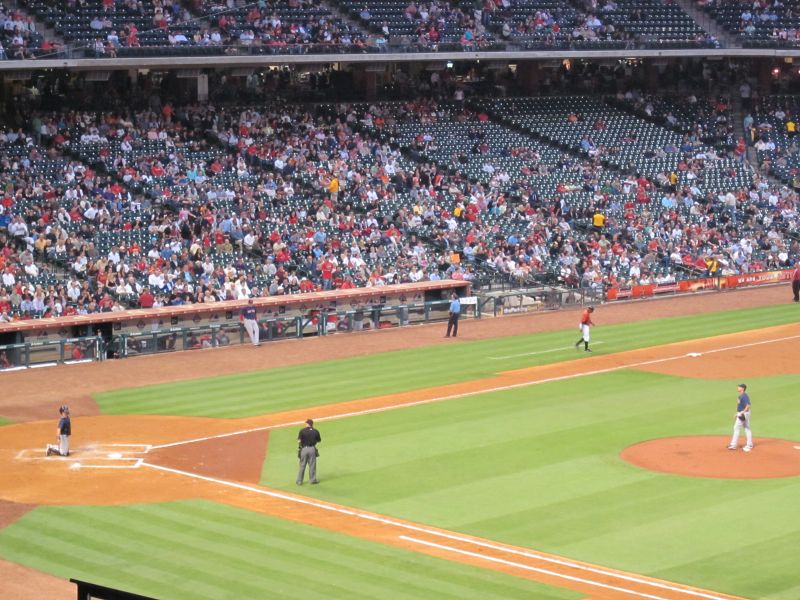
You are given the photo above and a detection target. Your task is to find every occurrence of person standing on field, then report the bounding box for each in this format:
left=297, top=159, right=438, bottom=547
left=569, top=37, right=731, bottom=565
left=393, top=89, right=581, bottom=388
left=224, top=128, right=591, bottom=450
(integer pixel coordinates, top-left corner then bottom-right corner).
left=575, top=306, right=595, bottom=352
left=728, top=383, right=753, bottom=452
left=46, top=405, right=71, bottom=457
left=446, top=292, right=461, bottom=337
left=792, top=261, right=800, bottom=302
left=241, top=298, right=259, bottom=346
left=297, top=419, right=321, bottom=485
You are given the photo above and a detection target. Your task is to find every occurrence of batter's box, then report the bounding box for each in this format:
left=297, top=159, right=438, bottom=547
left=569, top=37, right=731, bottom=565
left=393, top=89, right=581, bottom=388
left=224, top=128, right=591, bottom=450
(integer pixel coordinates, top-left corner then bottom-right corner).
left=17, top=443, right=151, bottom=468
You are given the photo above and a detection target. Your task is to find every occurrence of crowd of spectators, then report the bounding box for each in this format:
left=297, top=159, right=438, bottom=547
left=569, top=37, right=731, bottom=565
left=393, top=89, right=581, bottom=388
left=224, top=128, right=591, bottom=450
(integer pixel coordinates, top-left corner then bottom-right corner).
left=698, top=0, right=800, bottom=45
left=0, top=3, right=43, bottom=59
left=1, top=77, right=799, bottom=322
left=8, top=0, right=748, bottom=57
left=200, top=0, right=369, bottom=51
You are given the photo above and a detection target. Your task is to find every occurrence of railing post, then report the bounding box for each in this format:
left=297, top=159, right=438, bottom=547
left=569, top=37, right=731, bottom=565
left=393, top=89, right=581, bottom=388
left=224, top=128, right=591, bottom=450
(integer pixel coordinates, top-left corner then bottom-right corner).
left=295, top=316, right=302, bottom=338
left=59, top=339, right=65, bottom=364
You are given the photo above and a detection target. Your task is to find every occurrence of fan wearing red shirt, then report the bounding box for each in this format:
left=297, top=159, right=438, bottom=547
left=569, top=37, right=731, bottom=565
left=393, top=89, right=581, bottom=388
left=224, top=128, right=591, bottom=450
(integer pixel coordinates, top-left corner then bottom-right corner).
left=320, top=257, right=335, bottom=290
left=138, top=288, right=155, bottom=309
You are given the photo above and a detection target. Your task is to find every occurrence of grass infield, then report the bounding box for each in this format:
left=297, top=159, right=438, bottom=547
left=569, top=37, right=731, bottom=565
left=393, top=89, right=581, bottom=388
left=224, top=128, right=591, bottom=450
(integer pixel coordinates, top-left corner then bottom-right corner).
left=260, top=371, right=800, bottom=600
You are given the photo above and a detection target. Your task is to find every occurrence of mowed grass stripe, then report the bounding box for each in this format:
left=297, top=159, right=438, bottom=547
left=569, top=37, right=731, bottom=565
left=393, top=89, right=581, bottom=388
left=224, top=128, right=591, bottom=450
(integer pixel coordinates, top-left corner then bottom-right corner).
left=0, top=502, right=581, bottom=600
left=0, top=528, right=177, bottom=599
left=95, top=304, right=798, bottom=418
left=143, top=502, right=535, bottom=600
left=3, top=507, right=322, bottom=600
left=260, top=370, right=800, bottom=599
left=57, top=506, right=297, bottom=593
left=6, top=509, right=250, bottom=599
left=120, top=503, right=446, bottom=599
left=652, top=531, right=800, bottom=600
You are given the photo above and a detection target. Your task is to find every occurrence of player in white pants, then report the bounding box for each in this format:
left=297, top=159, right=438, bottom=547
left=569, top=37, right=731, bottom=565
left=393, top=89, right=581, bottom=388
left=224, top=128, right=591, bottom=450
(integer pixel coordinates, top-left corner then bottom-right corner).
left=241, top=299, right=260, bottom=346
left=574, top=306, right=594, bottom=352
left=728, top=383, right=753, bottom=452
left=243, top=318, right=259, bottom=346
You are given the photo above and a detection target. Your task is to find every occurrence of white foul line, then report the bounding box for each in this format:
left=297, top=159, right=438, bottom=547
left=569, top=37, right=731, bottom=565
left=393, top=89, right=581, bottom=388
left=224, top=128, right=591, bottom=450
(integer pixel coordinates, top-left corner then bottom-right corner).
left=488, top=341, right=606, bottom=360
left=399, top=536, right=667, bottom=600
left=141, top=461, right=731, bottom=600
left=149, top=332, right=800, bottom=451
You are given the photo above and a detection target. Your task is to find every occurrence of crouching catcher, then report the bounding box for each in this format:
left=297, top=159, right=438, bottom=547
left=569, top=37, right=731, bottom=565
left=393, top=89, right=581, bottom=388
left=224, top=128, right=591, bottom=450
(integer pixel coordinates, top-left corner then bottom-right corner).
left=46, top=405, right=71, bottom=457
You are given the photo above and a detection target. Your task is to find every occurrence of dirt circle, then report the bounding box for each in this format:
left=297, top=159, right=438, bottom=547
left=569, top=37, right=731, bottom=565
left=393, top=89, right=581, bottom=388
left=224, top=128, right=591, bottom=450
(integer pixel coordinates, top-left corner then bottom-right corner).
left=621, top=436, right=800, bottom=479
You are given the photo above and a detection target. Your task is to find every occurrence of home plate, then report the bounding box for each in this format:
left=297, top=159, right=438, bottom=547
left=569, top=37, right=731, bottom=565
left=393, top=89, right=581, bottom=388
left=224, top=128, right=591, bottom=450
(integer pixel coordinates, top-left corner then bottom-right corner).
left=70, top=463, right=82, bottom=470
left=108, top=453, right=123, bottom=459
left=687, top=352, right=702, bottom=358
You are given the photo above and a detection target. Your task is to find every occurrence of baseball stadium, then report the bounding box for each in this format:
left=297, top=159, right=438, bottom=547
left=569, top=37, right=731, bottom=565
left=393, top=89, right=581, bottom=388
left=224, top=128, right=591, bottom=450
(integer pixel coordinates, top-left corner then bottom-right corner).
left=3, top=1, right=800, bottom=597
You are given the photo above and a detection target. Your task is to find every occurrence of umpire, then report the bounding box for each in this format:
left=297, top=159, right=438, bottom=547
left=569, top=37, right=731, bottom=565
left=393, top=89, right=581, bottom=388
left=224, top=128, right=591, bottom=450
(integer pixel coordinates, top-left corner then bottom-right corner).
left=296, top=419, right=321, bottom=485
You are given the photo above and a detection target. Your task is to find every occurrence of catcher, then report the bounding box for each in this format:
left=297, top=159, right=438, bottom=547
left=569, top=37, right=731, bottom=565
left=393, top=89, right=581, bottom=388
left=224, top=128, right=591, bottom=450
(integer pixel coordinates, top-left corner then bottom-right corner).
left=727, top=384, right=753, bottom=452
left=46, top=405, right=71, bottom=457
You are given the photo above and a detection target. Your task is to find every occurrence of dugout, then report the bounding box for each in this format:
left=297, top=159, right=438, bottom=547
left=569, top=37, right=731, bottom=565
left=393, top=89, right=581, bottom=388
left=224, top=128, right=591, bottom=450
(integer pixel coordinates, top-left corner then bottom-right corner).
left=0, top=281, right=471, bottom=367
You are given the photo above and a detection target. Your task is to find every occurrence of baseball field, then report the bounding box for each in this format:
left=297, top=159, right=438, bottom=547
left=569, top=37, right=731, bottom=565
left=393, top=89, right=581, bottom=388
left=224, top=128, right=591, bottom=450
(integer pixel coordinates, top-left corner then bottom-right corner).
left=0, top=286, right=798, bottom=600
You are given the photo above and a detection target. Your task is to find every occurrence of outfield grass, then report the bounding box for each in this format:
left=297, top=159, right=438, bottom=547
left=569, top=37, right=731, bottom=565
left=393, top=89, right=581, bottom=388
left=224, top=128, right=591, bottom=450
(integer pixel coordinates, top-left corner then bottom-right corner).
left=95, top=303, right=798, bottom=418
left=0, top=501, right=581, bottom=600
left=261, top=371, right=800, bottom=600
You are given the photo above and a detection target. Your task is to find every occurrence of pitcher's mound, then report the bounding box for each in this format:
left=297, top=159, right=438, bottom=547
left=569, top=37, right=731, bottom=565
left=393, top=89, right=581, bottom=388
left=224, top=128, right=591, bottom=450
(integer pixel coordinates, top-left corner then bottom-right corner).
left=621, top=436, right=800, bottom=479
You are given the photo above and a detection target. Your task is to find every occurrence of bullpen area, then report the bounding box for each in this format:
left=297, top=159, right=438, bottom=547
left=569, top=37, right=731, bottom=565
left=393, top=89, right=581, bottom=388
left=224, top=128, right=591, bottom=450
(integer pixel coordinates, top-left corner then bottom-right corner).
left=0, top=286, right=798, bottom=600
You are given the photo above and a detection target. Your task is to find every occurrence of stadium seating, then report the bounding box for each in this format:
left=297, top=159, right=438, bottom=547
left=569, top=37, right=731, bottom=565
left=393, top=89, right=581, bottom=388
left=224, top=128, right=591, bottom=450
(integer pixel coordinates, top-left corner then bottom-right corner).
left=700, top=0, right=800, bottom=48
left=1, top=88, right=798, bottom=321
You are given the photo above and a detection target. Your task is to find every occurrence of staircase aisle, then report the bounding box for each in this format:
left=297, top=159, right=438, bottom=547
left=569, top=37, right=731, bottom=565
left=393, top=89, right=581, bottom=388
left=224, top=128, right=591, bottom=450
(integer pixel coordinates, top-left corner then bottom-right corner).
left=674, top=0, right=739, bottom=48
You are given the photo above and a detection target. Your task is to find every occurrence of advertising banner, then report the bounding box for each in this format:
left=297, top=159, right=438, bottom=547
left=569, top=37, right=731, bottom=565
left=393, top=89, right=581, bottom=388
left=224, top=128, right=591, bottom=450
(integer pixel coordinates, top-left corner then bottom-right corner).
left=720, top=270, right=793, bottom=289
left=607, top=269, right=792, bottom=301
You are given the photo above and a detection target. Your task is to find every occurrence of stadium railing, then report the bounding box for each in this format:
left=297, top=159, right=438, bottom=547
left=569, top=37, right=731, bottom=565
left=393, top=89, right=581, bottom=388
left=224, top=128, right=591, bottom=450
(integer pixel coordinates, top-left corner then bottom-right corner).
left=70, top=578, right=157, bottom=600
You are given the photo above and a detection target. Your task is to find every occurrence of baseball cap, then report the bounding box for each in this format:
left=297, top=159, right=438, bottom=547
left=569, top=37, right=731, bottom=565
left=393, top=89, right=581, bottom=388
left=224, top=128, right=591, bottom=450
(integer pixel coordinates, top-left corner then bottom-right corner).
left=305, top=419, right=314, bottom=426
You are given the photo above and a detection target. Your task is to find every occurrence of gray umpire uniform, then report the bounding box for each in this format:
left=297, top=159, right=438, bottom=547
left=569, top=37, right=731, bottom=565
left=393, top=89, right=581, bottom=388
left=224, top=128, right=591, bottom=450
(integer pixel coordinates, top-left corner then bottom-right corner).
left=297, top=422, right=321, bottom=484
